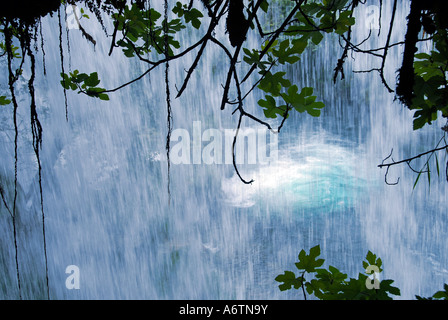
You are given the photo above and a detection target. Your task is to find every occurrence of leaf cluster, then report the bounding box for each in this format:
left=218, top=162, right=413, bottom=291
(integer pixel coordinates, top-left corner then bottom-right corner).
left=113, top=2, right=204, bottom=58
left=412, top=31, right=448, bottom=130
left=286, top=0, right=355, bottom=36
left=242, top=0, right=356, bottom=123
left=172, top=2, right=204, bottom=30
left=60, top=70, right=109, bottom=101
left=258, top=84, right=324, bottom=119
left=0, top=25, right=24, bottom=106
left=0, top=95, right=11, bottom=105
left=275, top=245, right=401, bottom=300
left=416, top=284, right=448, bottom=300
left=0, top=41, right=21, bottom=59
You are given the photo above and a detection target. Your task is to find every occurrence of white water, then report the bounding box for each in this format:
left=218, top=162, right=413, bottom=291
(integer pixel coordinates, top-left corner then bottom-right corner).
left=0, top=0, right=447, bottom=299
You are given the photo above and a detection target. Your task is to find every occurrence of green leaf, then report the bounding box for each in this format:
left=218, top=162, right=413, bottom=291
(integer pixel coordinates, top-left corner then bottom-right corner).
left=258, top=71, right=291, bottom=96
left=172, top=2, right=183, bottom=16
left=185, top=8, right=203, bottom=29
left=339, top=275, right=367, bottom=300
left=258, top=95, right=287, bottom=119
left=60, top=73, right=71, bottom=89
left=126, top=31, right=139, bottom=43
left=433, top=291, right=448, bottom=299
left=306, top=106, right=321, bottom=117
left=191, top=18, right=201, bottom=29
left=295, top=245, right=325, bottom=273
left=271, top=38, right=306, bottom=65
left=413, top=170, right=422, bottom=189
left=365, top=251, right=375, bottom=265
left=282, top=86, right=324, bottom=117
left=298, top=249, right=306, bottom=264
left=275, top=271, right=302, bottom=291
left=260, top=0, right=269, bottom=13
left=363, top=251, right=383, bottom=273
left=302, top=87, right=314, bottom=97
left=173, top=1, right=203, bottom=29
left=258, top=95, right=276, bottom=109
left=335, top=10, right=355, bottom=35
left=0, top=95, right=11, bottom=105
left=283, top=85, right=305, bottom=112
left=309, top=244, right=321, bottom=259
left=150, top=8, right=162, bottom=22
left=84, top=72, right=101, bottom=87
left=329, top=266, right=348, bottom=282
left=311, top=32, right=323, bottom=45
left=315, top=265, right=348, bottom=287
left=243, top=48, right=261, bottom=66
left=98, top=93, right=110, bottom=101
left=435, top=153, right=440, bottom=177
left=315, top=258, right=325, bottom=268
left=379, top=279, right=401, bottom=298
left=284, top=55, right=300, bottom=64
left=413, top=114, right=427, bottom=130
left=75, top=73, right=89, bottom=84
left=304, top=97, right=323, bottom=116
left=85, top=86, right=108, bottom=100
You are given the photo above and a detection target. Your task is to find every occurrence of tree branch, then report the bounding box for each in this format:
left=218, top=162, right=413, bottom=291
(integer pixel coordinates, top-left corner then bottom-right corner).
left=175, top=0, right=228, bottom=98
left=378, top=145, right=448, bottom=169
left=241, top=0, right=304, bottom=84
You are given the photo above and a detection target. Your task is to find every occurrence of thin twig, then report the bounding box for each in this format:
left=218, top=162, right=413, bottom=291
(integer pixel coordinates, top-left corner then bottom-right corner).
left=0, top=184, right=13, bottom=218
left=164, top=0, right=172, bottom=204
left=378, top=145, right=448, bottom=169
left=5, top=20, right=22, bottom=300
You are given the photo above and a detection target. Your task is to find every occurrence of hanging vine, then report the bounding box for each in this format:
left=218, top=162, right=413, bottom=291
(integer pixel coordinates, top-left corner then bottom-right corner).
left=4, top=19, right=23, bottom=300
left=1, top=3, right=58, bottom=299
left=164, top=0, right=173, bottom=203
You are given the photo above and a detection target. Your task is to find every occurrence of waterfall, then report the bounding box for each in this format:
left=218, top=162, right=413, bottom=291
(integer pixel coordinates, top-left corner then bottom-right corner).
left=0, top=0, right=447, bottom=300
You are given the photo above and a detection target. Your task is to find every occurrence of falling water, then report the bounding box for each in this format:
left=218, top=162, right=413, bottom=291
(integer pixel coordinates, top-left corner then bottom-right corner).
left=0, top=0, right=447, bottom=300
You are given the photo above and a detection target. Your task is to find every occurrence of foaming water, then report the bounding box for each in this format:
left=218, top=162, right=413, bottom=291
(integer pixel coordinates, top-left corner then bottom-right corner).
left=222, top=131, right=373, bottom=213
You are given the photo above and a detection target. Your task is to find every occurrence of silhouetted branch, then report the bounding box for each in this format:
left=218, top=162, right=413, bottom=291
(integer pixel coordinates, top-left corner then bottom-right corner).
left=102, top=37, right=205, bottom=93
left=396, top=0, right=422, bottom=106
left=232, top=111, right=255, bottom=185
left=334, top=25, right=351, bottom=82
left=277, top=104, right=291, bottom=133
left=379, top=137, right=448, bottom=185
left=379, top=149, right=400, bottom=185
left=175, top=0, right=228, bottom=98
left=164, top=0, right=172, bottom=205
left=334, top=1, right=363, bottom=83
left=71, top=4, right=96, bottom=46
left=4, top=20, right=22, bottom=300
left=378, top=0, right=398, bottom=93
left=336, top=0, right=434, bottom=95
left=108, top=5, right=124, bottom=56
left=241, top=0, right=304, bottom=84
left=378, top=145, right=448, bottom=170
left=0, top=183, right=13, bottom=218
left=58, top=7, right=69, bottom=121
